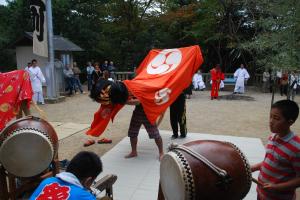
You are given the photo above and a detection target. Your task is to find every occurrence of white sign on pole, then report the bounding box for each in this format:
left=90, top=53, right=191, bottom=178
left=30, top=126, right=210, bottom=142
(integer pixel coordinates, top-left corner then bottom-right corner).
left=30, top=0, right=48, bottom=57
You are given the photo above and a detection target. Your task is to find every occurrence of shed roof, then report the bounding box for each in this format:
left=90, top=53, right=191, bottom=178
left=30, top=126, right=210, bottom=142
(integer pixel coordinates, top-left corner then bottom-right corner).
left=13, top=32, right=84, bottom=52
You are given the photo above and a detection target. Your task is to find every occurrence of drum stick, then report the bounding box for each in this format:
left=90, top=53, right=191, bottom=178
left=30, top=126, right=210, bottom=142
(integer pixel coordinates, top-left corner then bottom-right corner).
left=252, top=177, right=263, bottom=186
left=31, top=102, right=48, bottom=120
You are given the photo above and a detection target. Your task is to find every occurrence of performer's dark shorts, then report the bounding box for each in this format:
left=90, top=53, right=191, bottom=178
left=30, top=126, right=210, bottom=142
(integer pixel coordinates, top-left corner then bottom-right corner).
left=128, top=105, right=161, bottom=139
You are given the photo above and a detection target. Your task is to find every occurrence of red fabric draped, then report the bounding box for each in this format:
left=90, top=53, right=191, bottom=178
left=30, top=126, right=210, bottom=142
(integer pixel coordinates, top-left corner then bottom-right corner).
left=86, top=104, right=124, bottom=137
left=124, top=45, right=203, bottom=124
left=0, top=70, right=33, bottom=131
left=86, top=45, right=203, bottom=136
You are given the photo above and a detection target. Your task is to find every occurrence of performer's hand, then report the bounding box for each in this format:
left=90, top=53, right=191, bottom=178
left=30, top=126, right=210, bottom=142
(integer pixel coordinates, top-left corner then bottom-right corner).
left=250, top=162, right=262, bottom=172
left=262, top=183, right=282, bottom=191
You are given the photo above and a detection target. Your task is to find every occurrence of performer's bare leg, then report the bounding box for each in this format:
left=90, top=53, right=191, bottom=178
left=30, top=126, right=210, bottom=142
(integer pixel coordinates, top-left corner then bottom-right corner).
left=125, top=137, right=138, bottom=158
left=16, top=100, right=30, bottom=119
left=155, top=137, right=164, bottom=161
left=16, top=107, right=23, bottom=119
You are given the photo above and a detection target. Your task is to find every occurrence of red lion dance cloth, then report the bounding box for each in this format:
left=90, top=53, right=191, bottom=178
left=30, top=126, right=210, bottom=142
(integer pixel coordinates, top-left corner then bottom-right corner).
left=87, top=45, right=203, bottom=137
left=0, top=70, right=33, bottom=131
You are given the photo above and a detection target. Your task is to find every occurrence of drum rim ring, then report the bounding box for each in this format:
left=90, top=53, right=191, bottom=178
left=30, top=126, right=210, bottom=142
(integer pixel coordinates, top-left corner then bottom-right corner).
left=0, top=127, right=56, bottom=177
left=1, top=116, right=33, bottom=131
left=0, top=127, right=56, bottom=156
left=171, top=149, right=196, bottom=200
left=225, top=142, right=252, bottom=199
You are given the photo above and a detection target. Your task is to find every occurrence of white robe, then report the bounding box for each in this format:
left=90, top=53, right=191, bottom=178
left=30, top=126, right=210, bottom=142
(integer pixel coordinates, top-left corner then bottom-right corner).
left=193, top=74, right=206, bottom=90
left=29, top=66, right=45, bottom=92
left=220, top=80, right=224, bottom=89
left=29, top=66, right=46, bottom=103
left=234, top=68, right=250, bottom=93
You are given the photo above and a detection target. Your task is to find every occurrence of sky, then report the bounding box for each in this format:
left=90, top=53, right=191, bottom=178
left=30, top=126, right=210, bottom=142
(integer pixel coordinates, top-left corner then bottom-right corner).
left=0, top=0, right=7, bottom=6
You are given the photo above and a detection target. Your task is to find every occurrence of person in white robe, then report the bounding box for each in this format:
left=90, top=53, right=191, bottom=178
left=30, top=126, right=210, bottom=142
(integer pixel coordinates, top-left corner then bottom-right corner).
left=233, top=64, right=250, bottom=94
left=192, top=70, right=206, bottom=90
left=220, top=80, right=224, bottom=90
left=29, top=59, right=46, bottom=104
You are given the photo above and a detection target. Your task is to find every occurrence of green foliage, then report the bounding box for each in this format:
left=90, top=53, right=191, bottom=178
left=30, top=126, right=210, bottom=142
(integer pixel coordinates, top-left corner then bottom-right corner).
left=241, top=0, right=300, bottom=71
left=0, top=0, right=298, bottom=72
left=0, top=0, right=32, bottom=71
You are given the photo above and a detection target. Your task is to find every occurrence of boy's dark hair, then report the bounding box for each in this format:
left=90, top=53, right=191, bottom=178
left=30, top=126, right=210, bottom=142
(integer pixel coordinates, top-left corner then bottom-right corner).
left=110, top=81, right=128, bottom=105
left=90, top=79, right=128, bottom=105
left=90, top=79, right=111, bottom=102
left=31, top=59, right=37, bottom=63
left=272, top=100, right=299, bottom=122
left=66, top=151, right=102, bottom=180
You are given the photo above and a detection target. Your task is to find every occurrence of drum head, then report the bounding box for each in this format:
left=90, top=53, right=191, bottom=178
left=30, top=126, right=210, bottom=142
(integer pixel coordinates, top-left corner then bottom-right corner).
left=0, top=128, right=53, bottom=177
left=160, top=152, right=187, bottom=200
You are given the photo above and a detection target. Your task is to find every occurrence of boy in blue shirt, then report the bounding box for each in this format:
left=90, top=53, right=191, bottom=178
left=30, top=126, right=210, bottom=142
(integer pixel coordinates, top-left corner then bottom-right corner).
left=30, top=151, right=102, bottom=200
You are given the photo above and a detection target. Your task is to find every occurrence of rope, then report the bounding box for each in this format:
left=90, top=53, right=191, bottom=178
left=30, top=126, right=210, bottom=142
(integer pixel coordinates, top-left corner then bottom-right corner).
left=31, top=102, right=47, bottom=120
left=169, top=143, right=228, bottom=177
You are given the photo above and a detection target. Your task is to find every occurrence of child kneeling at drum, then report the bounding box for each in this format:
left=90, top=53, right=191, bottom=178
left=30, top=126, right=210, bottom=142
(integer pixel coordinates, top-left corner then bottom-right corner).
left=251, top=100, right=300, bottom=200
left=30, top=151, right=102, bottom=200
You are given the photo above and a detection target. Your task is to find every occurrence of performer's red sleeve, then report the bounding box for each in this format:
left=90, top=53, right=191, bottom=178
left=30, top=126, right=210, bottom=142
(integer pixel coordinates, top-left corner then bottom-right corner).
left=86, top=104, right=124, bottom=137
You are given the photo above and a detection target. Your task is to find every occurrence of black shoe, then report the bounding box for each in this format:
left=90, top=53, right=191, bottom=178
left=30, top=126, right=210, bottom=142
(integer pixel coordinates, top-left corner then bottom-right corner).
left=171, top=135, right=178, bottom=139
left=180, top=134, right=186, bottom=138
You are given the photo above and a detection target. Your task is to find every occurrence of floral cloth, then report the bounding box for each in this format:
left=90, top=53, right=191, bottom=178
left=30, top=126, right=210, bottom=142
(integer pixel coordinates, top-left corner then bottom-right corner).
left=0, top=70, right=33, bottom=131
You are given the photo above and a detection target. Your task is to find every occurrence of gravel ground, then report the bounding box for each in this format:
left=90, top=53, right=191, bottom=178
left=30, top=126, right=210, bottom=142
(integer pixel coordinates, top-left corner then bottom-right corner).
left=29, top=88, right=300, bottom=197
left=30, top=89, right=300, bottom=160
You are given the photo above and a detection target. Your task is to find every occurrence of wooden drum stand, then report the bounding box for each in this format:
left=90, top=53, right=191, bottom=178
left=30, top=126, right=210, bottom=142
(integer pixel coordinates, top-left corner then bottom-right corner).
left=0, top=157, right=59, bottom=200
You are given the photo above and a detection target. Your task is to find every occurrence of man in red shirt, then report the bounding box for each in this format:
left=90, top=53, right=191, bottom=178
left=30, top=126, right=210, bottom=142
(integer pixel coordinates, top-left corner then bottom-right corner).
left=210, top=64, right=225, bottom=100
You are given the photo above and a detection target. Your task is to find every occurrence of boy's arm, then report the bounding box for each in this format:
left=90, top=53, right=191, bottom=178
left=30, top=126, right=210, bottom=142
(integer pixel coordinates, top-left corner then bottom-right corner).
left=251, top=162, right=262, bottom=172
left=263, top=177, right=300, bottom=192
left=126, top=98, right=140, bottom=105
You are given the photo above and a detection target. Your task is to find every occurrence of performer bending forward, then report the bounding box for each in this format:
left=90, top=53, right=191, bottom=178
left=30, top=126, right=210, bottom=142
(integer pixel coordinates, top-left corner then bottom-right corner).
left=125, top=97, right=164, bottom=161
left=210, top=64, right=224, bottom=100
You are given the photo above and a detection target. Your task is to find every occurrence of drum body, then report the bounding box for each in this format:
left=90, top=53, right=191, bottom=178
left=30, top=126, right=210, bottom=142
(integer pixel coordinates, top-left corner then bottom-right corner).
left=160, top=140, right=252, bottom=200
left=0, top=116, right=58, bottom=177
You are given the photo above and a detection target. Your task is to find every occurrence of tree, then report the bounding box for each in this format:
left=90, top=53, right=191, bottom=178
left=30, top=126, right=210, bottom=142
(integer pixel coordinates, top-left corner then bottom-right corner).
left=242, top=0, right=300, bottom=71
left=0, top=0, right=32, bottom=71
left=241, top=0, right=300, bottom=101
left=1, top=0, right=297, bottom=75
